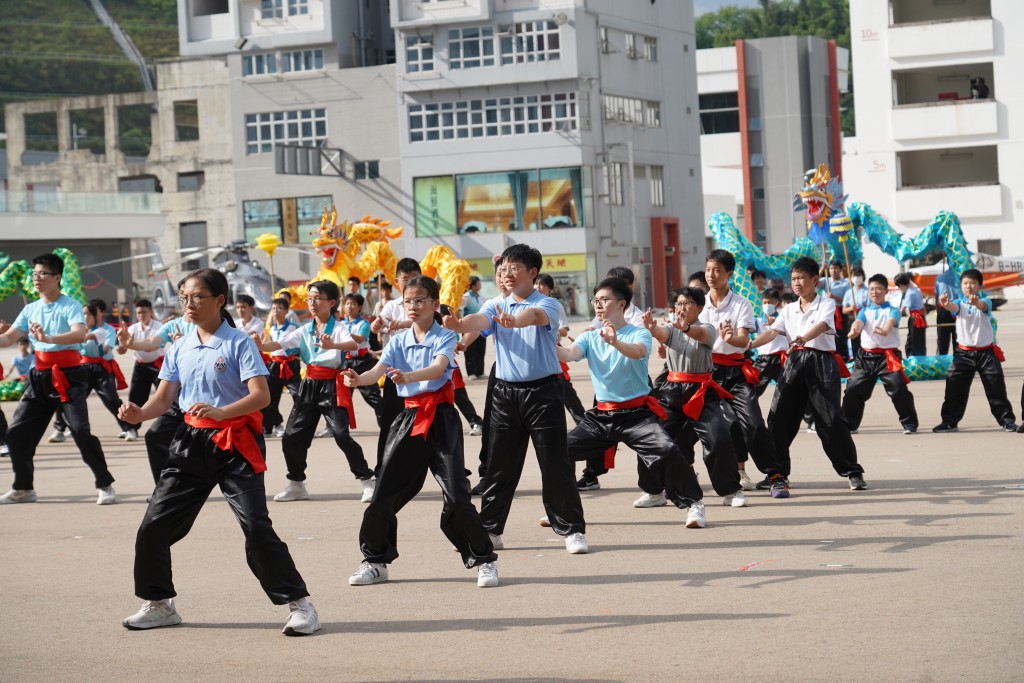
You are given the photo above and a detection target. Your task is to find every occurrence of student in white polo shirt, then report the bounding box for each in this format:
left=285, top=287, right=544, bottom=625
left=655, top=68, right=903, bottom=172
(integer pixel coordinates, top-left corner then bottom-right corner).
left=746, top=257, right=866, bottom=491
left=842, top=274, right=919, bottom=434
left=117, top=298, right=164, bottom=442
left=933, top=269, right=1017, bottom=433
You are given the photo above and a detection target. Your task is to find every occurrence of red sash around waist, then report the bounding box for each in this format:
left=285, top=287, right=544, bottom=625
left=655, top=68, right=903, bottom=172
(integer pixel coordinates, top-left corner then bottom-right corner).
left=595, top=394, right=668, bottom=421
left=452, top=367, right=466, bottom=390
left=305, top=364, right=356, bottom=428
left=82, top=355, right=128, bottom=390
left=862, top=346, right=910, bottom=384
left=909, top=310, right=927, bottom=328
left=666, top=372, right=735, bottom=420
left=404, top=381, right=455, bottom=438
left=264, top=354, right=296, bottom=380
left=792, top=346, right=852, bottom=378
left=137, top=356, right=164, bottom=370
left=957, top=344, right=1005, bottom=362
left=34, top=350, right=83, bottom=403
left=559, top=360, right=571, bottom=382
left=346, top=348, right=370, bottom=360
left=765, top=350, right=788, bottom=367
left=712, top=352, right=760, bottom=385
left=184, top=411, right=266, bottom=474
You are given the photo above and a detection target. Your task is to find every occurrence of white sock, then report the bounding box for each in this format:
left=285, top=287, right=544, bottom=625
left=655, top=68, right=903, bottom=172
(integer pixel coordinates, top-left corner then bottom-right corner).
left=292, top=597, right=311, bottom=608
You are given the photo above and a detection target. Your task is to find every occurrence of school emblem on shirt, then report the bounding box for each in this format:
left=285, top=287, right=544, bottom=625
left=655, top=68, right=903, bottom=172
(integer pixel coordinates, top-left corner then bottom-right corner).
left=214, top=356, right=227, bottom=373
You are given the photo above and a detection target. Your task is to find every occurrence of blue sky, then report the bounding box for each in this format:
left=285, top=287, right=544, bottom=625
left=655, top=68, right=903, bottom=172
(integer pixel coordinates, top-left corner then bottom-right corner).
left=695, top=0, right=761, bottom=16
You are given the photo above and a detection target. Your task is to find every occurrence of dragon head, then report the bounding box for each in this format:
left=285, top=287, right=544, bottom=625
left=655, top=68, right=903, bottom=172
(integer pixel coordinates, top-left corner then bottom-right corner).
left=312, top=205, right=344, bottom=267
left=793, top=164, right=848, bottom=234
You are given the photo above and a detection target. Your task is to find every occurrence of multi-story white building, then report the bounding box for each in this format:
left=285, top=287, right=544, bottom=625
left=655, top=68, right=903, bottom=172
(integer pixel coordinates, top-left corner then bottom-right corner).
left=697, top=36, right=849, bottom=254
left=392, top=0, right=703, bottom=311
left=844, top=0, right=1023, bottom=290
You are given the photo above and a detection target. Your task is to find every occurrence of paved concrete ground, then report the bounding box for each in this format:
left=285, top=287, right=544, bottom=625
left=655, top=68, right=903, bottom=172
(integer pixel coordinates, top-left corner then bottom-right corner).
left=1, top=304, right=1023, bottom=682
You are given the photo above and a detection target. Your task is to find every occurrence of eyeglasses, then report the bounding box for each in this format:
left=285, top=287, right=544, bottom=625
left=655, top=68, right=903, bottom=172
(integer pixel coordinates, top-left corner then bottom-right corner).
left=31, top=271, right=57, bottom=279
left=177, top=294, right=216, bottom=307
left=503, top=264, right=528, bottom=275
left=402, top=297, right=436, bottom=309
left=590, top=297, right=623, bottom=308
left=306, top=297, right=326, bottom=305
left=674, top=300, right=697, bottom=308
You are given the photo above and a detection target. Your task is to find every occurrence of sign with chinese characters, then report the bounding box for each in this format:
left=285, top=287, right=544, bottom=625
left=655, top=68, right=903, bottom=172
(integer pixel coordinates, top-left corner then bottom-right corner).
left=414, top=176, right=457, bottom=236
left=541, top=253, right=586, bottom=273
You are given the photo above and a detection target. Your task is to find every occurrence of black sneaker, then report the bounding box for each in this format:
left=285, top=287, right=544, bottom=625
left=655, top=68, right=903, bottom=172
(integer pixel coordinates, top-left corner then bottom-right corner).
left=769, top=475, right=790, bottom=499
left=848, top=474, right=867, bottom=490
left=1017, top=424, right=1024, bottom=434
left=903, top=424, right=918, bottom=435
left=576, top=476, right=601, bottom=491
left=1000, top=422, right=1018, bottom=433
left=754, top=476, right=772, bottom=491
left=932, top=422, right=958, bottom=433
left=470, top=480, right=487, bottom=496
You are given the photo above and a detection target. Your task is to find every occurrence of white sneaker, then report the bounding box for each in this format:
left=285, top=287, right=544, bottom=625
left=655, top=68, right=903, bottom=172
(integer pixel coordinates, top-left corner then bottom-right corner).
left=469, top=423, right=483, bottom=436
left=282, top=600, right=321, bottom=636
left=97, top=486, right=117, bottom=505
left=122, top=599, right=182, bottom=630
left=538, top=515, right=550, bottom=527
left=0, top=489, right=37, bottom=504
left=488, top=532, right=504, bottom=550
left=477, top=562, right=499, bottom=587
left=565, top=532, right=589, bottom=554
left=633, top=491, right=668, bottom=508
left=349, top=561, right=388, bottom=586
left=685, top=501, right=707, bottom=529
left=738, top=470, right=755, bottom=491
left=273, top=426, right=286, bottom=438
left=0, top=443, right=9, bottom=456
left=48, top=429, right=66, bottom=443
left=315, top=427, right=331, bottom=438
left=360, top=479, right=375, bottom=503
left=274, top=481, right=309, bottom=502
left=117, top=431, right=127, bottom=439
left=722, top=490, right=748, bottom=507
left=124, top=429, right=139, bottom=442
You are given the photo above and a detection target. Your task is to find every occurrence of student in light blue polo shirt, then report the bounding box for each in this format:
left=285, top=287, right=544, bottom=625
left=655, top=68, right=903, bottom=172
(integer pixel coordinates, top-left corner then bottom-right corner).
left=444, top=244, right=589, bottom=555
left=343, top=276, right=498, bottom=588
left=0, top=253, right=115, bottom=505
left=560, top=278, right=702, bottom=524
left=119, top=267, right=319, bottom=636
left=261, top=297, right=302, bottom=438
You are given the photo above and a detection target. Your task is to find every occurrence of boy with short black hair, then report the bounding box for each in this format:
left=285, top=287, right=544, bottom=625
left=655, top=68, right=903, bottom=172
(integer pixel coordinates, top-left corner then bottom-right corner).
left=117, top=299, right=164, bottom=441
left=746, top=257, right=866, bottom=490
left=234, top=294, right=265, bottom=335
left=842, top=274, right=919, bottom=434
left=933, top=269, right=1016, bottom=433
left=752, top=288, right=788, bottom=398
left=894, top=273, right=927, bottom=357
left=444, top=244, right=589, bottom=554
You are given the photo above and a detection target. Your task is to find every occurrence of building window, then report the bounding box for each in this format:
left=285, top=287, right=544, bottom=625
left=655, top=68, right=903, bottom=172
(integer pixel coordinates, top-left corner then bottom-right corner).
left=625, top=32, right=637, bottom=57
left=448, top=26, right=495, bottom=69
left=977, top=239, right=1001, bottom=256
left=644, top=36, right=658, bottom=63
left=608, top=162, right=626, bottom=206
left=599, top=26, right=611, bottom=53
left=178, top=171, right=205, bottom=192
left=413, top=166, right=586, bottom=236
left=282, top=49, right=324, bottom=72
left=245, top=108, right=327, bottom=154
left=650, top=165, right=664, bottom=207
left=243, top=199, right=282, bottom=243
left=288, top=0, right=308, bottom=15
left=408, top=92, right=576, bottom=143
left=406, top=35, right=434, bottom=72
left=261, top=0, right=283, bottom=19
left=602, top=95, right=661, bottom=128
left=699, top=92, right=740, bottom=135
left=243, top=52, right=278, bottom=76
left=498, top=20, right=560, bottom=65
left=173, top=100, right=199, bottom=141
left=354, top=161, right=380, bottom=180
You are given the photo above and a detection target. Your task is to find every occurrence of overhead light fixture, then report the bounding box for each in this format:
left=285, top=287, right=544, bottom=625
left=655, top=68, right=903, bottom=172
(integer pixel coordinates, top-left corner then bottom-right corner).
left=552, top=12, right=569, bottom=26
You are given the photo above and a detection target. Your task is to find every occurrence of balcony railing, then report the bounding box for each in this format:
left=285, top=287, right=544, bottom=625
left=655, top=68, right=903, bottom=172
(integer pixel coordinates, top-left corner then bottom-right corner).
left=889, top=17, right=994, bottom=59
left=891, top=99, right=997, bottom=141
left=0, top=190, right=162, bottom=215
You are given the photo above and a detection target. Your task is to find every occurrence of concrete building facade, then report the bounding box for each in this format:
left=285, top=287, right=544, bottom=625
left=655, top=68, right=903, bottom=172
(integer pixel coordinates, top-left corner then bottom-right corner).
left=392, top=0, right=704, bottom=311
left=844, top=0, right=1023, bottom=292
left=697, top=36, right=849, bottom=254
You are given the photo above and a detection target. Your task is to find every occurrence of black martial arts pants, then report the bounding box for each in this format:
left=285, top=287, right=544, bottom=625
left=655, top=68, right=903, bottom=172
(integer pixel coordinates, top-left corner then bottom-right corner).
left=464, top=335, right=486, bottom=378
left=478, top=375, right=585, bottom=537
left=569, top=406, right=702, bottom=505
left=939, top=347, right=1015, bottom=428
left=359, top=403, right=496, bottom=568
left=842, top=350, right=919, bottom=431
left=660, top=381, right=740, bottom=497
left=344, top=356, right=383, bottom=426
left=475, top=362, right=498, bottom=479
left=262, top=358, right=302, bottom=433
left=905, top=318, right=927, bottom=358
left=144, top=398, right=184, bottom=484
left=125, top=361, right=161, bottom=430
left=281, top=378, right=373, bottom=482
left=712, top=364, right=783, bottom=477
left=134, top=424, right=308, bottom=604
left=376, top=376, right=405, bottom=474
left=54, top=363, right=130, bottom=433
left=753, top=353, right=785, bottom=398
left=768, top=348, right=863, bottom=478
left=936, top=307, right=957, bottom=355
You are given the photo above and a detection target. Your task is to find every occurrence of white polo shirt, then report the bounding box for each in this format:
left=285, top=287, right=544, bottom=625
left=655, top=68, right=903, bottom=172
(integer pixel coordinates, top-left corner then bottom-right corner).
left=952, top=295, right=994, bottom=347
left=127, top=319, right=165, bottom=363
left=770, top=294, right=837, bottom=352
left=756, top=315, right=789, bottom=355
left=856, top=303, right=901, bottom=350
left=699, top=289, right=755, bottom=355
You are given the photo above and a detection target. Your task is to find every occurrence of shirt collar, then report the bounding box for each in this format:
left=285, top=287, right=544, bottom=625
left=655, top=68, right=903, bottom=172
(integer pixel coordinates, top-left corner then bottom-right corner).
left=402, top=321, right=442, bottom=348
left=507, top=289, right=543, bottom=307
left=182, top=319, right=232, bottom=350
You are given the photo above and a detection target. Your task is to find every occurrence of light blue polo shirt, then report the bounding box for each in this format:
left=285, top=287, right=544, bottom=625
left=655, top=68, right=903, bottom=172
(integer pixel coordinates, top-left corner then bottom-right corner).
left=157, top=317, right=197, bottom=346
left=827, top=277, right=850, bottom=301
left=900, top=286, right=924, bottom=312
left=343, top=316, right=371, bottom=357
left=573, top=324, right=652, bottom=402
left=82, top=325, right=111, bottom=359
left=380, top=322, right=457, bottom=398
left=276, top=316, right=354, bottom=368
left=479, top=290, right=561, bottom=382
left=269, top=320, right=300, bottom=357
left=159, top=320, right=268, bottom=409
left=843, top=286, right=869, bottom=311
left=12, top=294, right=85, bottom=352
left=934, top=269, right=962, bottom=302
